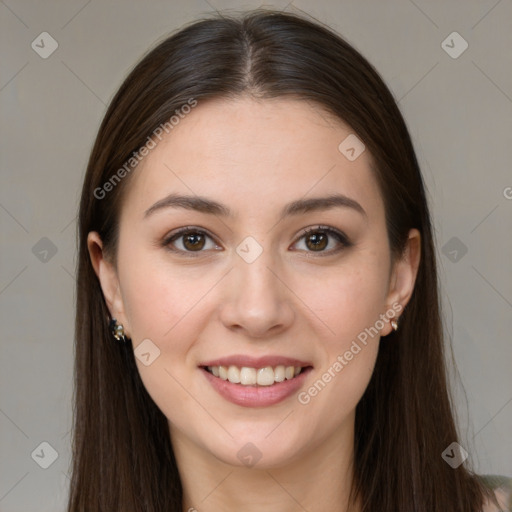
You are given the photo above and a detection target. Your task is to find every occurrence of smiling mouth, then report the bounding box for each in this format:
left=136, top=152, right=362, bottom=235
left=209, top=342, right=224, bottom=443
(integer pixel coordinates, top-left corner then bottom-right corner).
left=202, top=364, right=312, bottom=387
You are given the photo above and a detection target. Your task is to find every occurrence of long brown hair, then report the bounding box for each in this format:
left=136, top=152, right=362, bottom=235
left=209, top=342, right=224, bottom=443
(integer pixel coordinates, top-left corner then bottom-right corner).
left=68, top=9, right=496, bottom=511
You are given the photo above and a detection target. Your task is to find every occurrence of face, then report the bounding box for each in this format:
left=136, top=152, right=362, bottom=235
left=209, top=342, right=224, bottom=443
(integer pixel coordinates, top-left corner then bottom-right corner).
left=89, top=96, right=420, bottom=469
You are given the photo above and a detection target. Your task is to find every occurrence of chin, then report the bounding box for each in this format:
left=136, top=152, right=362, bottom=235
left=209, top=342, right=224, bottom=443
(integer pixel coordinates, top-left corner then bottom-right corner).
left=202, top=430, right=306, bottom=470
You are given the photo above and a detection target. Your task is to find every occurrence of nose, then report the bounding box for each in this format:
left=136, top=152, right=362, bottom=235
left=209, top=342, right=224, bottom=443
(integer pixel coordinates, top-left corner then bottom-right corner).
left=219, top=247, right=295, bottom=339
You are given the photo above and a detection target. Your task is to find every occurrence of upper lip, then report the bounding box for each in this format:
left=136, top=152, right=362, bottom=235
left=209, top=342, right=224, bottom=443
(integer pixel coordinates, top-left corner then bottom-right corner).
left=200, top=355, right=312, bottom=369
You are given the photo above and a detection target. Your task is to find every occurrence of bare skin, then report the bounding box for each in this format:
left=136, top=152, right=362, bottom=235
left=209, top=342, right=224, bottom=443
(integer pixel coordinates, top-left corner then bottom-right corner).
left=88, top=96, right=421, bottom=511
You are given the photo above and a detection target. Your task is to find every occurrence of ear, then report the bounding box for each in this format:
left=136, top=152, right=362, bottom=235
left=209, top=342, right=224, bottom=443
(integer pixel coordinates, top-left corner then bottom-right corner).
left=87, top=231, right=131, bottom=336
left=381, top=228, right=421, bottom=336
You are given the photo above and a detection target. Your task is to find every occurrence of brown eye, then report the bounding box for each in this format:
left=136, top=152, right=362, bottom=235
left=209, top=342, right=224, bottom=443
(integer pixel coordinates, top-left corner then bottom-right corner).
left=164, top=227, right=220, bottom=255
left=305, top=231, right=328, bottom=251
left=293, top=226, right=352, bottom=255
left=182, top=232, right=206, bottom=251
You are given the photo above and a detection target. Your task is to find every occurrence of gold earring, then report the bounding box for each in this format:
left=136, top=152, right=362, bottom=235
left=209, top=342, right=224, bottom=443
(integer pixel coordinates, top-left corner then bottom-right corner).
left=109, top=317, right=127, bottom=342
left=390, top=318, right=399, bottom=332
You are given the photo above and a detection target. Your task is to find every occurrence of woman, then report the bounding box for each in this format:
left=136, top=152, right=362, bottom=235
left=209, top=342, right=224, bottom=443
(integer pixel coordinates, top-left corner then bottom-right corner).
left=67, top=9, right=511, bottom=511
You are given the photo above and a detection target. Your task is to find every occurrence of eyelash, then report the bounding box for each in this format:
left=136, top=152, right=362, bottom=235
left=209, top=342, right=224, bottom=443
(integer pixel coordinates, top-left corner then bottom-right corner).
left=162, top=225, right=352, bottom=258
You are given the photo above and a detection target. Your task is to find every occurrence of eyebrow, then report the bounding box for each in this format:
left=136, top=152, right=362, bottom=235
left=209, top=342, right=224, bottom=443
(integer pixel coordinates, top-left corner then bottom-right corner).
left=143, top=192, right=367, bottom=220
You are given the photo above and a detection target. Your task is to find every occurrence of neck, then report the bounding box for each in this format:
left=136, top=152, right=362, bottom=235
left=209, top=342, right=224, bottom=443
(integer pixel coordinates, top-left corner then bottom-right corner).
left=170, top=414, right=361, bottom=512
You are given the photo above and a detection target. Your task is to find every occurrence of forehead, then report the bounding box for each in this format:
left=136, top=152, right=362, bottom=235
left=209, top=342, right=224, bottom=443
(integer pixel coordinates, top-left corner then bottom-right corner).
left=120, top=96, right=384, bottom=223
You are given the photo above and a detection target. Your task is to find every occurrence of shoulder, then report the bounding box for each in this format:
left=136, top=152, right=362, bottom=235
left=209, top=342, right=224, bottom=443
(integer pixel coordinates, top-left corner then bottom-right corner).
left=479, top=474, right=512, bottom=512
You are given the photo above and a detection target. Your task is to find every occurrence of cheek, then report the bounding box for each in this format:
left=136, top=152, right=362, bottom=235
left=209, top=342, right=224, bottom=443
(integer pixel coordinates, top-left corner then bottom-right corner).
left=301, top=254, right=390, bottom=347
left=295, top=270, right=384, bottom=426
left=118, top=245, right=207, bottom=344
left=292, top=252, right=388, bottom=409
left=117, top=250, right=212, bottom=419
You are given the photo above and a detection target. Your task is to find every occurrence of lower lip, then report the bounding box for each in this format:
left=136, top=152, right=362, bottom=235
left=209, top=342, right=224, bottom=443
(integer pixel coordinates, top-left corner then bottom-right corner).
left=201, top=367, right=312, bottom=407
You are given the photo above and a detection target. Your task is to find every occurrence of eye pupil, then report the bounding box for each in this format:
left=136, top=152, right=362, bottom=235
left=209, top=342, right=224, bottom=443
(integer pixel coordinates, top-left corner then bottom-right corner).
left=306, top=232, right=328, bottom=251
left=183, top=233, right=205, bottom=251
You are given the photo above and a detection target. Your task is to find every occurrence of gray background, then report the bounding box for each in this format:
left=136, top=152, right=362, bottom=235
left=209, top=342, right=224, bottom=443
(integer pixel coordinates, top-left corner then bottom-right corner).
left=1, top=0, right=511, bottom=510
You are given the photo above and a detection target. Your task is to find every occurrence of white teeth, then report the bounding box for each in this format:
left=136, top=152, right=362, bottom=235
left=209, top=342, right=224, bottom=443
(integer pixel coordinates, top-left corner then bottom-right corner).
left=206, top=364, right=306, bottom=386
left=274, top=365, right=285, bottom=382
left=227, top=365, right=241, bottom=383
left=257, top=367, right=275, bottom=386
left=240, top=367, right=257, bottom=385
left=218, top=365, right=228, bottom=380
